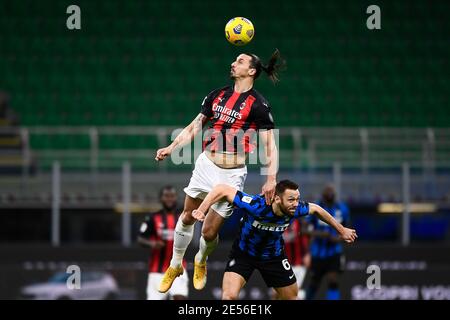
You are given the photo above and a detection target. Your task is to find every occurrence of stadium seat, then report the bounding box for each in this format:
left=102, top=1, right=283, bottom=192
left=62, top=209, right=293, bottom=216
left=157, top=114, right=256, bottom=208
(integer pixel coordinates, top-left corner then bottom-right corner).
left=1, top=0, right=448, bottom=152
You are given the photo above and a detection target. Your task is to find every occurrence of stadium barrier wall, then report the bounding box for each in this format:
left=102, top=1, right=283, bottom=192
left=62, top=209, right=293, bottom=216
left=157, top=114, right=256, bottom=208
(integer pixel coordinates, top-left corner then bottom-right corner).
left=1, top=243, right=449, bottom=300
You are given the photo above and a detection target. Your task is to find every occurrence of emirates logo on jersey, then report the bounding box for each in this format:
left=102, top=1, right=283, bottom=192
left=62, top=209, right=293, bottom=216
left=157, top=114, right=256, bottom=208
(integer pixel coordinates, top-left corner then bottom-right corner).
left=212, top=103, right=243, bottom=123
left=156, top=222, right=174, bottom=240
left=283, top=229, right=296, bottom=242
left=159, top=229, right=174, bottom=241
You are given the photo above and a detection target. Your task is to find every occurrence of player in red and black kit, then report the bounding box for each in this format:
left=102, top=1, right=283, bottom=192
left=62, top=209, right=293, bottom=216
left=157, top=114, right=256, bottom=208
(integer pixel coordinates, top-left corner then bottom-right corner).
left=138, top=186, right=188, bottom=300
left=156, top=49, right=286, bottom=293
left=278, top=219, right=311, bottom=299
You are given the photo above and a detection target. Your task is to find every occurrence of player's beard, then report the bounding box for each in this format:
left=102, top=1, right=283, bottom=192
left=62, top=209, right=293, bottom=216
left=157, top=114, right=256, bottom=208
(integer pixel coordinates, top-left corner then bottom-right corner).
left=280, top=202, right=296, bottom=216
left=229, top=72, right=236, bottom=80
left=163, top=203, right=177, bottom=211
left=323, top=194, right=335, bottom=204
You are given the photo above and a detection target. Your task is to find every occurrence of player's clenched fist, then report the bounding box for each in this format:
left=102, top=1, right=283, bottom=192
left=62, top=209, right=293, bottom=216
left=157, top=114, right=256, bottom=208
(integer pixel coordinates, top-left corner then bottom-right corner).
left=192, top=209, right=206, bottom=222
left=340, top=228, right=357, bottom=243
left=155, top=146, right=172, bottom=161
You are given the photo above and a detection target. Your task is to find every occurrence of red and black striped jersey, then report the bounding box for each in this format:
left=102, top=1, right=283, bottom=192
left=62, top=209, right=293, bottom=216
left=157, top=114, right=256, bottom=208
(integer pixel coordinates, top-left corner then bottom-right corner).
left=139, top=209, right=185, bottom=273
left=200, top=85, right=275, bottom=153
left=282, top=219, right=310, bottom=266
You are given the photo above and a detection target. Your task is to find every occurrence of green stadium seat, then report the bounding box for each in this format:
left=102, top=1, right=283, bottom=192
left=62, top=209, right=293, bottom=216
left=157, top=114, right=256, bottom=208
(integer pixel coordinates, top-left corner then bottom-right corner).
left=1, top=0, right=447, bottom=154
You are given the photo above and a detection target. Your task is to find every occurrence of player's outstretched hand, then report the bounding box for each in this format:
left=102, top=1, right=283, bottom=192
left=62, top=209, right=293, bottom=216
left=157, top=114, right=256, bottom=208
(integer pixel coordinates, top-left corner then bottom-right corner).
left=192, top=209, right=206, bottom=222
left=152, top=240, right=165, bottom=249
left=340, top=227, right=357, bottom=243
left=261, top=180, right=276, bottom=205
left=155, top=146, right=172, bottom=161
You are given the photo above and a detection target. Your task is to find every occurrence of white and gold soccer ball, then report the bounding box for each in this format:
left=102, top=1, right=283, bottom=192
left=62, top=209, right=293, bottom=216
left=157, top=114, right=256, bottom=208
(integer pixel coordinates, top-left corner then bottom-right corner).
left=225, top=17, right=255, bottom=46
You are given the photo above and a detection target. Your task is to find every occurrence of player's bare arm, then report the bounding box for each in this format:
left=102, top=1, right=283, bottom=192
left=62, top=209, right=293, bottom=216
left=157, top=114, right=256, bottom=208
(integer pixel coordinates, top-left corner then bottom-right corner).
left=302, top=225, right=334, bottom=239
left=192, top=184, right=238, bottom=221
left=308, top=203, right=357, bottom=243
left=259, top=129, right=278, bottom=204
left=304, top=229, right=341, bottom=243
left=155, top=113, right=208, bottom=161
left=137, top=236, right=165, bottom=249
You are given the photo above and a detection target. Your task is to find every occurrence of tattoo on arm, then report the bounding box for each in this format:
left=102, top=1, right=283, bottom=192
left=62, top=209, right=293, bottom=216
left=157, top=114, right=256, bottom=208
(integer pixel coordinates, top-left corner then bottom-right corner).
left=193, top=113, right=208, bottom=129
left=171, top=114, right=208, bottom=149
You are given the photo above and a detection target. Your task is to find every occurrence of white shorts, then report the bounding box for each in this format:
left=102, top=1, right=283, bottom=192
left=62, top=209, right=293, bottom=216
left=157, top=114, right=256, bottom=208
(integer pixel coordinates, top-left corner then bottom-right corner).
left=184, top=152, right=247, bottom=218
left=292, top=265, right=307, bottom=300
left=292, top=265, right=307, bottom=287
left=146, top=270, right=189, bottom=300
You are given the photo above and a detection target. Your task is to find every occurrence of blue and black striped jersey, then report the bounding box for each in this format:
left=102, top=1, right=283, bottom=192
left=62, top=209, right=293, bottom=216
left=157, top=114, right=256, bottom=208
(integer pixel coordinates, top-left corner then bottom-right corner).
left=232, top=190, right=310, bottom=260
left=306, top=201, right=350, bottom=259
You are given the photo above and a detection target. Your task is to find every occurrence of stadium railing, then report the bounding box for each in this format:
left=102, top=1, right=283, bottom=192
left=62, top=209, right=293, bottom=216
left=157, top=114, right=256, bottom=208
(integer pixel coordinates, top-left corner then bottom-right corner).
left=2, top=126, right=449, bottom=172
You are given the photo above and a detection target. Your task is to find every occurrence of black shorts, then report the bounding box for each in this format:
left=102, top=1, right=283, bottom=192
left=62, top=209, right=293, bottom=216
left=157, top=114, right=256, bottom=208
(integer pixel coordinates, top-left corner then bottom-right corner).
left=224, top=247, right=297, bottom=288
left=311, top=254, right=344, bottom=276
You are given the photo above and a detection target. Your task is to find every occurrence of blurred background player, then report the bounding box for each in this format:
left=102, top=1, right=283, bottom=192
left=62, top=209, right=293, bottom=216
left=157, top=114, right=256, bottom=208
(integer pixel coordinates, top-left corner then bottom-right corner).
left=274, top=218, right=310, bottom=300
left=192, top=180, right=357, bottom=300
left=305, top=185, right=350, bottom=300
left=156, top=50, right=284, bottom=293
left=137, top=186, right=188, bottom=300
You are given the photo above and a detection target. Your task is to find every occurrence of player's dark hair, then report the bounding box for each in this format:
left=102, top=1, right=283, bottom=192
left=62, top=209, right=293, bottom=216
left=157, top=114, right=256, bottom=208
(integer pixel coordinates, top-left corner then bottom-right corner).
left=275, top=180, right=299, bottom=195
left=246, top=49, right=286, bottom=84
left=159, top=185, right=176, bottom=198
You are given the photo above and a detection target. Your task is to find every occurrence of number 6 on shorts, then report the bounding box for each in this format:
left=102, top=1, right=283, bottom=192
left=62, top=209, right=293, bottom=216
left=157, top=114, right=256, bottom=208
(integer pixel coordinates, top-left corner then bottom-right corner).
left=282, top=259, right=291, bottom=270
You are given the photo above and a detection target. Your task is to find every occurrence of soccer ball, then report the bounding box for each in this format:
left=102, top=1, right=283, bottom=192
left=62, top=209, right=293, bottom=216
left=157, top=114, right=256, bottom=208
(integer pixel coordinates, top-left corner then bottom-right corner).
left=225, top=17, right=254, bottom=46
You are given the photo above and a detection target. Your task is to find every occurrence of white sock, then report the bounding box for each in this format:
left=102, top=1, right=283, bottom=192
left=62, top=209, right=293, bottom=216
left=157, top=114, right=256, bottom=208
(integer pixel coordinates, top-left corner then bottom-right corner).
left=195, top=235, right=219, bottom=264
left=169, top=219, right=195, bottom=268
